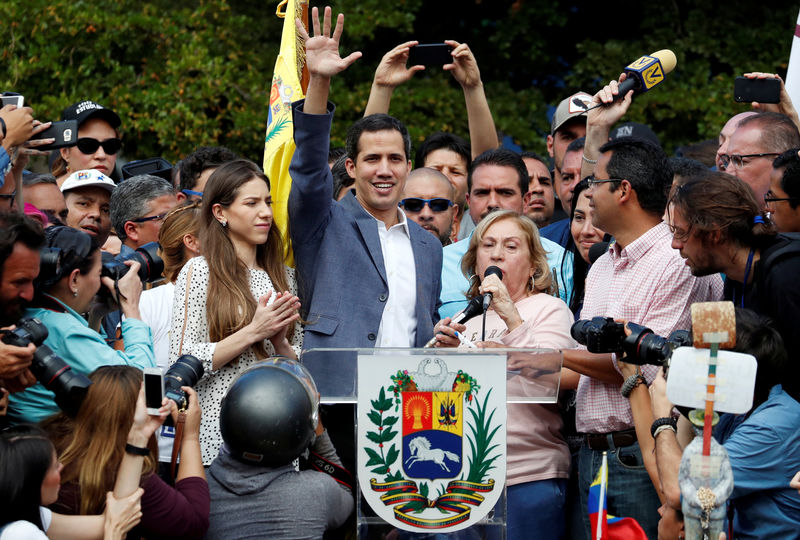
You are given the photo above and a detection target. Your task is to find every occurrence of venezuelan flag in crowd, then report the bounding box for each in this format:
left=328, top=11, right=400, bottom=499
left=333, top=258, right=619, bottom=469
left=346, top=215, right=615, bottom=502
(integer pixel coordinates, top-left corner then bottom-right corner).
left=263, top=0, right=309, bottom=266
left=588, top=452, right=648, bottom=540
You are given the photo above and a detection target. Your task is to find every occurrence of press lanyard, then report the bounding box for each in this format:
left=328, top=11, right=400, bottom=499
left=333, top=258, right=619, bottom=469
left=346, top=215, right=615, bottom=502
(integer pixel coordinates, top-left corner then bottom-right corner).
left=736, top=249, right=755, bottom=308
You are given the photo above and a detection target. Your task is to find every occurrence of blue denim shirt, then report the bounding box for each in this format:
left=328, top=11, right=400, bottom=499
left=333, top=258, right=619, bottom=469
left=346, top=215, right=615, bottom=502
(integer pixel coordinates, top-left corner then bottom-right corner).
left=720, top=385, right=800, bottom=539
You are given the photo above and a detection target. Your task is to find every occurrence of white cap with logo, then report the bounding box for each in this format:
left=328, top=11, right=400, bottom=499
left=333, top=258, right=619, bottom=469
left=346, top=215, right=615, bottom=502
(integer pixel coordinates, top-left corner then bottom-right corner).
left=60, top=169, right=116, bottom=194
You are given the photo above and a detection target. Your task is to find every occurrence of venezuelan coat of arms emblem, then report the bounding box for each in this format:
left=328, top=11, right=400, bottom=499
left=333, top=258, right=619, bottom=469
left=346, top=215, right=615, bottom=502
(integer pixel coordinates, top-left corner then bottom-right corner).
left=357, top=354, right=507, bottom=532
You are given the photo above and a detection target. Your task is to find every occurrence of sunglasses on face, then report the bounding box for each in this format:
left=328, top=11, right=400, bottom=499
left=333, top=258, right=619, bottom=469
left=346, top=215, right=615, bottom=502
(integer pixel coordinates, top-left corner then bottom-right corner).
left=76, top=137, right=122, bottom=155
left=399, top=197, right=454, bottom=213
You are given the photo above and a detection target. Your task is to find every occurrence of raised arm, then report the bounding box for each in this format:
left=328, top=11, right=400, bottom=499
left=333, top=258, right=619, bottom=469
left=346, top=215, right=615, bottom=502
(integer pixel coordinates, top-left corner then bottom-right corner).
left=298, top=6, right=362, bottom=115
left=364, top=41, right=424, bottom=116
left=744, top=72, right=800, bottom=130
left=580, top=73, right=633, bottom=179
left=444, top=40, right=498, bottom=158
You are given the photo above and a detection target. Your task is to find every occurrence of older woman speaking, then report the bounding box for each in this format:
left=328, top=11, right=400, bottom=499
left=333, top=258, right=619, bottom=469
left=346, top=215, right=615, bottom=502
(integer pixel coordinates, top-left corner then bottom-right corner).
left=436, top=210, right=576, bottom=540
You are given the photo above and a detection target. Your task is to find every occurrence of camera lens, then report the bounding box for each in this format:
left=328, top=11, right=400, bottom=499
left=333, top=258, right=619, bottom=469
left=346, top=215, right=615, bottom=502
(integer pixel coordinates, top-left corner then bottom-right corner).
left=164, top=354, right=204, bottom=409
left=100, top=242, right=165, bottom=283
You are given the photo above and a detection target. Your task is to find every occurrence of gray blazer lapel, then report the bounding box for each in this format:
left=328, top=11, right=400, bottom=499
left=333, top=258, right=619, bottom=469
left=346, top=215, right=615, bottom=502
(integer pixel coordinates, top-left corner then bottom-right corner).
left=341, top=194, right=388, bottom=285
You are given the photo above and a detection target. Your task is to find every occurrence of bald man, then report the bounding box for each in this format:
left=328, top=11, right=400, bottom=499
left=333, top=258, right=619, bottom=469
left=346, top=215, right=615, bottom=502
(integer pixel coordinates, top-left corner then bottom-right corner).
left=716, top=111, right=757, bottom=170
left=399, top=168, right=459, bottom=246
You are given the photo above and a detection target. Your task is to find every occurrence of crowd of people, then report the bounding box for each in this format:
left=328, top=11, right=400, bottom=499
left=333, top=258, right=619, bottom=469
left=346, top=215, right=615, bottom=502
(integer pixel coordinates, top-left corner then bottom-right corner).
left=1, top=6, right=800, bottom=539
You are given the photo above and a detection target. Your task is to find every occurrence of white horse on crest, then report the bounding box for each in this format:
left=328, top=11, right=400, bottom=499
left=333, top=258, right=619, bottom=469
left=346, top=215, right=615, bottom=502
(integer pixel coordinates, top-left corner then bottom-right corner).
left=405, top=436, right=460, bottom=472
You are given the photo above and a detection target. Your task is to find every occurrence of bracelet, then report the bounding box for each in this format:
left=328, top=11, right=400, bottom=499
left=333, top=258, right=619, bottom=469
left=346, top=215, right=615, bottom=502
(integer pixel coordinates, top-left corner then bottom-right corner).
left=0, top=117, right=6, bottom=138
left=620, top=372, right=646, bottom=398
left=653, top=424, right=677, bottom=439
left=581, top=153, right=597, bottom=164
left=124, top=443, right=150, bottom=456
left=650, top=416, right=677, bottom=438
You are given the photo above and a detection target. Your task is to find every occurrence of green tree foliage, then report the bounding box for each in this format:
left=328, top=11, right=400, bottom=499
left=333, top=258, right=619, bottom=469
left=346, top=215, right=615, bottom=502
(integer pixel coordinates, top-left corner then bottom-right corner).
left=2, top=0, right=798, bottom=164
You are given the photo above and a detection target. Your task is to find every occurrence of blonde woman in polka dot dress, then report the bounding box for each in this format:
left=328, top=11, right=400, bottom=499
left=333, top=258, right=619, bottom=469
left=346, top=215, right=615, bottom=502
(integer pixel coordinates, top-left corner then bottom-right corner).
left=169, top=159, right=303, bottom=465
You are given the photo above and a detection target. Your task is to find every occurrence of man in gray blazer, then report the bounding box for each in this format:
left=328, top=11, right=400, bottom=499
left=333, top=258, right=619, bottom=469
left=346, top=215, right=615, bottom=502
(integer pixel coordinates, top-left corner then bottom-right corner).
left=288, top=7, right=442, bottom=351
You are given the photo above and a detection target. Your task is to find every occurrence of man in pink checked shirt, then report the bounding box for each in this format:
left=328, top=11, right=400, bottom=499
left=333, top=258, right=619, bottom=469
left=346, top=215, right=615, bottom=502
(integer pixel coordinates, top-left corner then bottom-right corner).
left=561, top=76, right=724, bottom=540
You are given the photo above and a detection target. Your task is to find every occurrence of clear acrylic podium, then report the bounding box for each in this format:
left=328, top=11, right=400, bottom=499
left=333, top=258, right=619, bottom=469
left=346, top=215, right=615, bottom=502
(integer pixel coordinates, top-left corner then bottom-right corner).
left=300, top=347, right=563, bottom=539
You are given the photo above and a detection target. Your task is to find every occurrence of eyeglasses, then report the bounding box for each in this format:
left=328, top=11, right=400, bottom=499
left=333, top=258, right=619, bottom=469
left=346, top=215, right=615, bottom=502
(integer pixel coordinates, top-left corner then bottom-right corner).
left=718, top=153, right=780, bottom=170
left=130, top=211, right=169, bottom=224
left=399, top=197, right=454, bottom=213
left=764, top=191, right=799, bottom=206
left=0, top=190, right=16, bottom=206
left=181, top=189, right=203, bottom=198
left=76, top=137, right=123, bottom=155
left=586, top=175, right=623, bottom=188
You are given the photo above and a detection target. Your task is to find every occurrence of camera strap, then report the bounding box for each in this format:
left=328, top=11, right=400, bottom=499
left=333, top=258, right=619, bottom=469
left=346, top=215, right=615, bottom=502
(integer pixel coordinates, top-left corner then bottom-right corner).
left=300, top=450, right=354, bottom=491
left=169, top=409, right=187, bottom=481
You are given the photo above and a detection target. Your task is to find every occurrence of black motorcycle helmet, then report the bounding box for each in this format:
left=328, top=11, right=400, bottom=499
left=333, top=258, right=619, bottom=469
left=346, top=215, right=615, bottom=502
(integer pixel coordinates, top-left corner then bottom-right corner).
left=219, top=357, right=319, bottom=466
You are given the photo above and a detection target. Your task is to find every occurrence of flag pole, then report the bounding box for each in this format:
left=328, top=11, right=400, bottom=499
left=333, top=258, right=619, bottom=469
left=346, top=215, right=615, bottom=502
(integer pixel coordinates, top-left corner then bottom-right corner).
left=595, top=450, right=607, bottom=540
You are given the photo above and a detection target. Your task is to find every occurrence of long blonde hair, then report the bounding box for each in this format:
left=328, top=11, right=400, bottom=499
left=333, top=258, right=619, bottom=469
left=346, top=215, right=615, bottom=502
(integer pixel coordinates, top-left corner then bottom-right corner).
left=57, top=366, right=157, bottom=515
left=158, top=200, right=201, bottom=283
left=200, top=159, right=290, bottom=358
left=461, top=210, right=555, bottom=299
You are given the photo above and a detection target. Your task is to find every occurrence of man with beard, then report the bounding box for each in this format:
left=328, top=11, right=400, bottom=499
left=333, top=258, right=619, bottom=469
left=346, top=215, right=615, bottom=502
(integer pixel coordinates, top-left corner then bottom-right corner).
left=399, top=168, right=458, bottom=246
left=0, top=212, right=42, bottom=394
left=668, top=169, right=800, bottom=399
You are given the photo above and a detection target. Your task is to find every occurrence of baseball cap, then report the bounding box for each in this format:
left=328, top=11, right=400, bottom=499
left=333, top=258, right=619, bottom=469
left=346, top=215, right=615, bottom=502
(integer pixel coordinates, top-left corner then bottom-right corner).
left=609, top=121, right=661, bottom=147
left=60, top=169, right=116, bottom=194
left=551, top=92, right=593, bottom=134
left=61, top=100, right=121, bottom=129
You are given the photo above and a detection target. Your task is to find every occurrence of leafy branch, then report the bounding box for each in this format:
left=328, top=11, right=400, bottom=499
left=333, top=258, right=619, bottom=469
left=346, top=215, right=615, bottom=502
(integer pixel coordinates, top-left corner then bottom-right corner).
left=463, top=388, right=501, bottom=484
left=365, top=386, right=402, bottom=481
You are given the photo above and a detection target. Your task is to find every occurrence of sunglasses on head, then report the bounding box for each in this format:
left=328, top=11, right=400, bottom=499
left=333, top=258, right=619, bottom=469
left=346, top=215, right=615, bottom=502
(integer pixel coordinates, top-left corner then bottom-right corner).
left=399, top=197, right=454, bottom=213
left=76, top=137, right=122, bottom=155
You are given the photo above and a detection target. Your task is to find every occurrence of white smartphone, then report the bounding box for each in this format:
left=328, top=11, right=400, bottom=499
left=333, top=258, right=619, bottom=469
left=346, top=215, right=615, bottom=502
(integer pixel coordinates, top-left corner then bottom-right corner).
left=143, top=367, right=164, bottom=415
left=0, top=95, right=24, bottom=108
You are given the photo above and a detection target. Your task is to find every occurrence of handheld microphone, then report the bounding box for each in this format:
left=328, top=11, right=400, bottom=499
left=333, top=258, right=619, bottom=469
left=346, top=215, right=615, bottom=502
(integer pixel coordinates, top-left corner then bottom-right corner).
left=423, top=296, right=485, bottom=348
left=588, top=241, right=610, bottom=264
left=482, top=266, right=503, bottom=310
left=453, top=296, right=484, bottom=325
left=612, top=49, right=677, bottom=102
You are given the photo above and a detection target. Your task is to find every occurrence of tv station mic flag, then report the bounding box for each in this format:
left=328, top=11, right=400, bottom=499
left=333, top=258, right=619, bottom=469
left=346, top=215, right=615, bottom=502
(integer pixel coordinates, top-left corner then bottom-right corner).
left=263, top=0, right=309, bottom=267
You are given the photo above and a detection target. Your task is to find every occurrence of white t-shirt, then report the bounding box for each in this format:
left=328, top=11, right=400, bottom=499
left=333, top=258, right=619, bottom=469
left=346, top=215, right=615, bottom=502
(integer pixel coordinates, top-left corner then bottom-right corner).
left=0, top=507, right=51, bottom=539
left=139, top=281, right=176, bottom=371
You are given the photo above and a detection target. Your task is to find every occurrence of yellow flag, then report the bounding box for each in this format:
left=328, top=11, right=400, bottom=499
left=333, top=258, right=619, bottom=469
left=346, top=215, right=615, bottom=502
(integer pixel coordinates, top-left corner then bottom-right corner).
left=263, top=0, right=307, bottom=266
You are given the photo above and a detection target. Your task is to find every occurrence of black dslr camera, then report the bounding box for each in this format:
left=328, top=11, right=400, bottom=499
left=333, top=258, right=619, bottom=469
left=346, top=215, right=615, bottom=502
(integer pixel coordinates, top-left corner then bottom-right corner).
left=1, top=318, right=92, bottom=416
left=101, top=242, right=164, bottom=283
left=164, top=354, right=204, bottom=410
left=571, top=317, right=691, bottom=366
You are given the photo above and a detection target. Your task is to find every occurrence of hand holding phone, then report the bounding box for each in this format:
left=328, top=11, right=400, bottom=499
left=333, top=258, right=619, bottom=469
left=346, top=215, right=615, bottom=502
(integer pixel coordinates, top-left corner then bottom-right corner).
left=734, top=75, right=780, bottom=104
left=143, top=367, right=165, bottom=416
left=29, top=120, right=78, bottom=151
left=407, top=43, right=453, bottom=66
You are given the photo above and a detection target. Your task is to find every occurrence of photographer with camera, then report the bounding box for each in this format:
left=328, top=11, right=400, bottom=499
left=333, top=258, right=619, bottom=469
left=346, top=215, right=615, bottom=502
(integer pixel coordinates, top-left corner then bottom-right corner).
left=0, top=212, right=43, bottom=399
left=46, top=365, right=209, bottom=539
left=7, top=226, right=156, bottom=424
left=669, top=170, right=800, bottom=401
left=562, top=86, right=723, bottom=537
left=109, top=174, right=176, bottom=259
